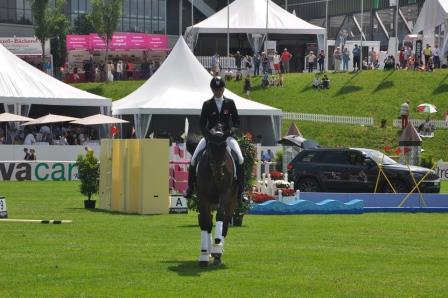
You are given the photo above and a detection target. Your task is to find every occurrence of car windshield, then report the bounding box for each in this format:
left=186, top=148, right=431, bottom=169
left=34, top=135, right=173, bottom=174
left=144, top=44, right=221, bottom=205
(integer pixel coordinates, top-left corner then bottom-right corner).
left=355, top=148, right=397, bottom=165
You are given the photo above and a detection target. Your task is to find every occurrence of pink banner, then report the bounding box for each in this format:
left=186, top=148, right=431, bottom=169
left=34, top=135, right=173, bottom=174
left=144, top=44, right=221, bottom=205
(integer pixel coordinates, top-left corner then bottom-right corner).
left=66, top=35, right=90, bottom=51
left=67, top=33, right=169, bottom=51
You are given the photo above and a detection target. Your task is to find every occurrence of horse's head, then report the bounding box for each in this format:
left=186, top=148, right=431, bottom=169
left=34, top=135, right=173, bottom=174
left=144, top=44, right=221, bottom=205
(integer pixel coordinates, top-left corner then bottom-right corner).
left=206, top=123, right=228, bottom=179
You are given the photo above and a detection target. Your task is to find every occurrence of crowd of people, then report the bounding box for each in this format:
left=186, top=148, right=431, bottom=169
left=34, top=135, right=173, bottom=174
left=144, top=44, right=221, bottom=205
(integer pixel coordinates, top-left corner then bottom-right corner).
left=0, top=125, right=97, bottom=145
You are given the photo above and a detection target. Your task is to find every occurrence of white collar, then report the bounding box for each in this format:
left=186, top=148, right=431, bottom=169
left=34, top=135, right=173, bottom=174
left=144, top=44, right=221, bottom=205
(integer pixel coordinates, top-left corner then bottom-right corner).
left=214, top=96, right=224, bottom=102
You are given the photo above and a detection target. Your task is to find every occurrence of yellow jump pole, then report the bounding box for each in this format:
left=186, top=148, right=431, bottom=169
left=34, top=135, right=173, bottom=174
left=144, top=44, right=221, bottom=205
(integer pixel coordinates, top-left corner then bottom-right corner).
left=0, top=219, right=72, bottom=224
left=398, top=163, right=437, bottom=207
left=407, top=164, right=427, bottom=207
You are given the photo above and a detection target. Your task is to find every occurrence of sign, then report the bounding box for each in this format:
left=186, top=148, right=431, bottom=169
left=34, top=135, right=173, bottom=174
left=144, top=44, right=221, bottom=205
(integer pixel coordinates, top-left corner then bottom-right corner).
left=169, top=195, right=188, bottom=214
left=68, top=33, right=170, bottom=51
left=0, top=162, right=78, bottom=181
left=436, top=160, right=448, bottom=181
left=0, top=197, right=7, bottom=218
left=0, top=37, right=50, bottom=55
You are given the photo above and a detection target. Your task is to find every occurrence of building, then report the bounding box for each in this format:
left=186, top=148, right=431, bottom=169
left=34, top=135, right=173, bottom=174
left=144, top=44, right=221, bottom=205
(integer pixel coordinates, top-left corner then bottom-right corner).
left=0, top=0, right=434, bottom=51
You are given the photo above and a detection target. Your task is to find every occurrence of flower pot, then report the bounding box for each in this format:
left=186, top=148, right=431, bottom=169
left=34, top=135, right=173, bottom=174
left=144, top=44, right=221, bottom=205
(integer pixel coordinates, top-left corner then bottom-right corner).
left=84, top=200, right=96, bottom=209
left=230, top=215, right=244, bottom=227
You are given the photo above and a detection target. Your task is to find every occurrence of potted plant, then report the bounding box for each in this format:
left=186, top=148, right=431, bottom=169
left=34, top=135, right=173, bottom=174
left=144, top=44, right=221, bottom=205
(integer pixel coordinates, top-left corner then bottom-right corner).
left=75, top=150, right=100, bottom=209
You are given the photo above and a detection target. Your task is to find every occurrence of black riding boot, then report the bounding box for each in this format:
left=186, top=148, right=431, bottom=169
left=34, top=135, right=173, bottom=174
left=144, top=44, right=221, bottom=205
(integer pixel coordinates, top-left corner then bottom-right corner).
left=236, top=163, right=247, bottom=202
left=184, top=165, right=196, bottom=199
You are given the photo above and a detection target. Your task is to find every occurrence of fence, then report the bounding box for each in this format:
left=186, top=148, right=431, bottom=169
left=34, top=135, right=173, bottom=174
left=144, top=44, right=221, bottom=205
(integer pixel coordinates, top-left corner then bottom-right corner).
left=283, top=112, right=374, bottom=126
left=196, top=56, right=237, bottom=70
left=392, top=119, right=448, bottom=129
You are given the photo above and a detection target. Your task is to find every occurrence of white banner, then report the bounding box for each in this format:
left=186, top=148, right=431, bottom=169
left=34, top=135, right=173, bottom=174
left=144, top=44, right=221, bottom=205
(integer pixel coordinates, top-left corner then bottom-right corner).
left=0, top=36, right=50, bottom=55
left=0, top=161, right=78, bottom=181
left=436, top=160, right=448, bottom=181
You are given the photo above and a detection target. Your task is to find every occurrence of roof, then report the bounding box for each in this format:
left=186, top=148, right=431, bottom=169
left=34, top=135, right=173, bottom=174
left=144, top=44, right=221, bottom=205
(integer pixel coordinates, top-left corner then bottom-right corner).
left=399, top=123, right=422, bottom=145
left=112, top=37, right=282, bottom=116
left=414, top=0, right=448, bottom=34
left=0, top=44, right=111, bottom=107
left=188, top=0, right=325, bottom=35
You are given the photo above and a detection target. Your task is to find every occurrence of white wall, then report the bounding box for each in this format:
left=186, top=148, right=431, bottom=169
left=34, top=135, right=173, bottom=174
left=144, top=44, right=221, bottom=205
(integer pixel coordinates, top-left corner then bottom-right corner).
left=0, top=145, right=101, bottom=161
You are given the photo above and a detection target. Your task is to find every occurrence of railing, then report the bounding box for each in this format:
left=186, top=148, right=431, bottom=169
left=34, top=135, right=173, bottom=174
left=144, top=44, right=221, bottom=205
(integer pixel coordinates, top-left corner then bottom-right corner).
left=392, top=119, right=448, bottom=129
left=196, top=56, right=237, bottom=70
left=283, top=112, right=374, bottom=126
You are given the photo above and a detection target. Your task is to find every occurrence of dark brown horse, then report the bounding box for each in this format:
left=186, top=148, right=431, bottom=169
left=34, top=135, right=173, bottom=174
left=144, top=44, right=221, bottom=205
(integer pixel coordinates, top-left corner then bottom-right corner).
left=195, top=125, right=239, bottom=266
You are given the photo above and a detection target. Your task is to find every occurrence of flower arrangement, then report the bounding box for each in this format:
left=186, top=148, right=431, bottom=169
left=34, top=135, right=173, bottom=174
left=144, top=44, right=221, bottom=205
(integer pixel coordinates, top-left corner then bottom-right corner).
left=250, top=192, right=275, bottom=203
left=274, top=180, right=290, bottom=189
left=277, top=188, right=295, bottom=197
left=270, top=171, right=284, bottom=180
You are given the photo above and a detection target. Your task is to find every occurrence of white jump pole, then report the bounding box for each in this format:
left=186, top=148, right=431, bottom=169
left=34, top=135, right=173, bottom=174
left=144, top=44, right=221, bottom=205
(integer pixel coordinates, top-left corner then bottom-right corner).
left=0, top=219, right=72, bottom=224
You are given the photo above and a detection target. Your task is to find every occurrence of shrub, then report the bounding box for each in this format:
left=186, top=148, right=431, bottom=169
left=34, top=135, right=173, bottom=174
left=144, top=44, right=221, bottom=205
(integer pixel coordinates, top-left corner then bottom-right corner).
left=75, top=150, right=100, bottom=201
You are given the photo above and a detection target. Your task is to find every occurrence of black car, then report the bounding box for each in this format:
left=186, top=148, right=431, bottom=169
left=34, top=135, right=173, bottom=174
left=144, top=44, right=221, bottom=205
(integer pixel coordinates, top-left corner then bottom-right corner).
left=287, top=147, right=440, bottom=193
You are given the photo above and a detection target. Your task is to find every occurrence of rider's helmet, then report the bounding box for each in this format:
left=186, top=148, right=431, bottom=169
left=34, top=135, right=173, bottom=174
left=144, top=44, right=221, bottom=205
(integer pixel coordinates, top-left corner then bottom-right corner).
left=210, top=76, right=226, bottom=90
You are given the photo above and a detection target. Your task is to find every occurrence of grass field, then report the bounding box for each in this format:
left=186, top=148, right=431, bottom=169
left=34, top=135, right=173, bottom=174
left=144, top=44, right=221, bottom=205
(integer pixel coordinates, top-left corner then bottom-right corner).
left=73, top=70, right=448, bottom=160
left=1, top=181, right=447, bottom=297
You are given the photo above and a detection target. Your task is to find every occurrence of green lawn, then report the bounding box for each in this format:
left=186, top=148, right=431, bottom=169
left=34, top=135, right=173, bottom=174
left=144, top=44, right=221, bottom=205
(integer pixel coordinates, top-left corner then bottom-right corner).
left=73, top=70, right=448, bottom=161
left=0, top=181, right=447, bottom=297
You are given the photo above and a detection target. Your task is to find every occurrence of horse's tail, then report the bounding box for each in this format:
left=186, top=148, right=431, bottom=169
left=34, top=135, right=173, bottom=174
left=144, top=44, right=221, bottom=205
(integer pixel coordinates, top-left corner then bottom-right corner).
left=186, top=134, right=202, bottom=156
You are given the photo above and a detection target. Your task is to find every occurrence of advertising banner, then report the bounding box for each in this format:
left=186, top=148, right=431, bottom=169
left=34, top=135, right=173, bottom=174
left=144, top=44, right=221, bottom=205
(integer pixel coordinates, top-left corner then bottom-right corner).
left=73, top=33, right=169, bottom=51
left=0, top=37, right=50, bottom=55
left=66, top=35, right=90, bottom=51
left=0, top=161, right=78, bottom=181
left=436, top=160, right=448, bottom=181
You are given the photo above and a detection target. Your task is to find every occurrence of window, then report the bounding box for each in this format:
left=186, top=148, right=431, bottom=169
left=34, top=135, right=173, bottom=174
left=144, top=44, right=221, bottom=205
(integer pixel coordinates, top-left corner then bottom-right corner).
left=299, top=152, right=320, bottom=163
left=320, top=151, right=348, bottom=165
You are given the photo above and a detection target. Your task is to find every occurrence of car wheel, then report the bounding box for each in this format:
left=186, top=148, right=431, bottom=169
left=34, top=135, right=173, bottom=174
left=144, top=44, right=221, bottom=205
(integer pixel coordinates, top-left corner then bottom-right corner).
left=382, top=180, right=408, bottom=193
left=297, top=178, right=321, bottom=192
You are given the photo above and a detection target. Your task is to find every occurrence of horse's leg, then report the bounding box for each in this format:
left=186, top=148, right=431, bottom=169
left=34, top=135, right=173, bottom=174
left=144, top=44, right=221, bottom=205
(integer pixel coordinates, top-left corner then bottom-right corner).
left=198, top=197, right=212, bottom=267
left=211, top=194, right=229, bottom=264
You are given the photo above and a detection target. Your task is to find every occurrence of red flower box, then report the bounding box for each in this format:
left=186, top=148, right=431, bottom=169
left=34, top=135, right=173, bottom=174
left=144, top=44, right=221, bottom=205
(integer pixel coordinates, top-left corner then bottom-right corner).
left=269, top=171, right=284, bottom=180
left=250, top=192, right=275, bottom=203
left=277, top=188, right=295, bottom=197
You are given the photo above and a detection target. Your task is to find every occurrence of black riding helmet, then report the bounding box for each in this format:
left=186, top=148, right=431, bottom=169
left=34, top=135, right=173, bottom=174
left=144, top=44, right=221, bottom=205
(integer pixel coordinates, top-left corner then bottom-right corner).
left=210, top=76, right=226, bottom=90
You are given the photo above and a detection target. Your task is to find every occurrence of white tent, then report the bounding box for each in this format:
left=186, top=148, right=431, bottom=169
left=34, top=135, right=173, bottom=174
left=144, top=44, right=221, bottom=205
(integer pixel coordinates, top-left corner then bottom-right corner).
left=112, top=37, right=282, bottom=145
left=413, top=0, right=448, bottom=57
left=0, top=44, right=111, bottom=117
left=185, top=0, right=326, bottom=53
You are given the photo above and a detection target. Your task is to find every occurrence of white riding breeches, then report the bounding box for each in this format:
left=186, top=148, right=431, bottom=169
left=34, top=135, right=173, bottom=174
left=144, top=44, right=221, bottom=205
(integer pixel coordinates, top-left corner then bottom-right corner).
left=191, top=137, right=244, bottom=166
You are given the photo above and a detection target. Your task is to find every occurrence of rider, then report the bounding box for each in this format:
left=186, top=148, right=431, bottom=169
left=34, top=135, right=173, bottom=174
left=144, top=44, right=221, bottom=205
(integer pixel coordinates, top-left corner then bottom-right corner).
left=184, top=76, right=245, bottom=200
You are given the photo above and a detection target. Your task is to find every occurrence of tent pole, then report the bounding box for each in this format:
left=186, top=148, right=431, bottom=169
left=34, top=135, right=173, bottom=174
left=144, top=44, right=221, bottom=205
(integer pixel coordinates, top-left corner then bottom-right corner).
left=266, top=0, right=269, bottom=40
left=191, top=0, right=194, bottom=27
left=227, top=0, right=230, bottom=58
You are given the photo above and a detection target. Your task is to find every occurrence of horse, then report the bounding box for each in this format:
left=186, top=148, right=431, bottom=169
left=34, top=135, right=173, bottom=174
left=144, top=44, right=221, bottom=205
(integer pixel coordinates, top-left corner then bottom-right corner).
left=190, top=124, right=239, bottom=267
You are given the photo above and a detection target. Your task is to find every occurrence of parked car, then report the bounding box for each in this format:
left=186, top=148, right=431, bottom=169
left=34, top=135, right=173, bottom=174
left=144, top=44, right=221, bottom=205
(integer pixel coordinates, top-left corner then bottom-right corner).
left=287, top=147, right=440, bottom=193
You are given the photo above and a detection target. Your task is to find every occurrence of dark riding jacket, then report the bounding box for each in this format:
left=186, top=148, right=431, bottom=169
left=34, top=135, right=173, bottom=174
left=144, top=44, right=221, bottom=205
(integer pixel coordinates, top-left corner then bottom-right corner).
left=200, top=96, right=240, bottom=139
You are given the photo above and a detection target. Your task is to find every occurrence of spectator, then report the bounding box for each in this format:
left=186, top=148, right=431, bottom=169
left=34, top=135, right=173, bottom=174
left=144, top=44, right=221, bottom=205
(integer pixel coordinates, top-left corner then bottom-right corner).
left=261, top=52, right=269, bottom=74
left=243, top=75, right=251, bottom=96
left=281, top=48, right=292, bottom=73
left=116, top=60, right=124, bottom=80
left=253, top=53, right=261, bottom=76
left=317, top=50, right=325, bottom=72
left=312, top=74, right=322, bottom=90
left=399, top=48, right=406, bottom=69
left=334, top=47, right=342, bottom=72
left=24, top=131, right=36, bottom=145
left=322, top=74, right=330, bottom=89
left=400, top=101, right=410, bottom=129
left=261, top=71, right=269, bottom=89
left=423, top=44, right=432, bottom=69
left=418, top=117, right=435, bottom=136
left=433, top=46, right=440, bottom=68
left=306, top=51, right=316, bottom=73
left=23, top=148, right=30, bottom=160
left=211, top=53, right=221, bottom=76
left=342, top=48, right=350, bottom=72
left=234, top=51, right=242, bottom=72
left=369, top=47, right=378, bottom=68
left=29, top=149, right=36, bottom=160
left=273, top=52, right=281, bottom=74
left=352, top=44, right=361, bottom=72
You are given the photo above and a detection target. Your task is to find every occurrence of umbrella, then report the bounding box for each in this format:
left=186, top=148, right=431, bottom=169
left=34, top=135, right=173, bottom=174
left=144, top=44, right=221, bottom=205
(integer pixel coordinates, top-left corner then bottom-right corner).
left=21, top=114, right=79, bottom=126
left=416, top=103, right=437, bottom=113
left=0, top=113, right=34, bottom=144
left=70, top=114, right=129, bottom=125
left=278, top=135, right=320, bottom=149
left=0, top=112, right=34, bottom=122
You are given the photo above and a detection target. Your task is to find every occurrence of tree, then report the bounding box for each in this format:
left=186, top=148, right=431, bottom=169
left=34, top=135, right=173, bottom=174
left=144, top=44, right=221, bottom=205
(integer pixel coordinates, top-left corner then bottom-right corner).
left=29, top=0, right=69, bottom=69
left=73, top=13, right=96, bottom=35
left=90, top=0, right=123, bottom=75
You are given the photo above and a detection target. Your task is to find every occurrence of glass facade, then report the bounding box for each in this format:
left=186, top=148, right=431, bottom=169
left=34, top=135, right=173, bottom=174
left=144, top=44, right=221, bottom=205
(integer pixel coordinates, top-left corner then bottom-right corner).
left=0, top=0, right=32, bottom=24
left=66, top=0, right=166, bottom=34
